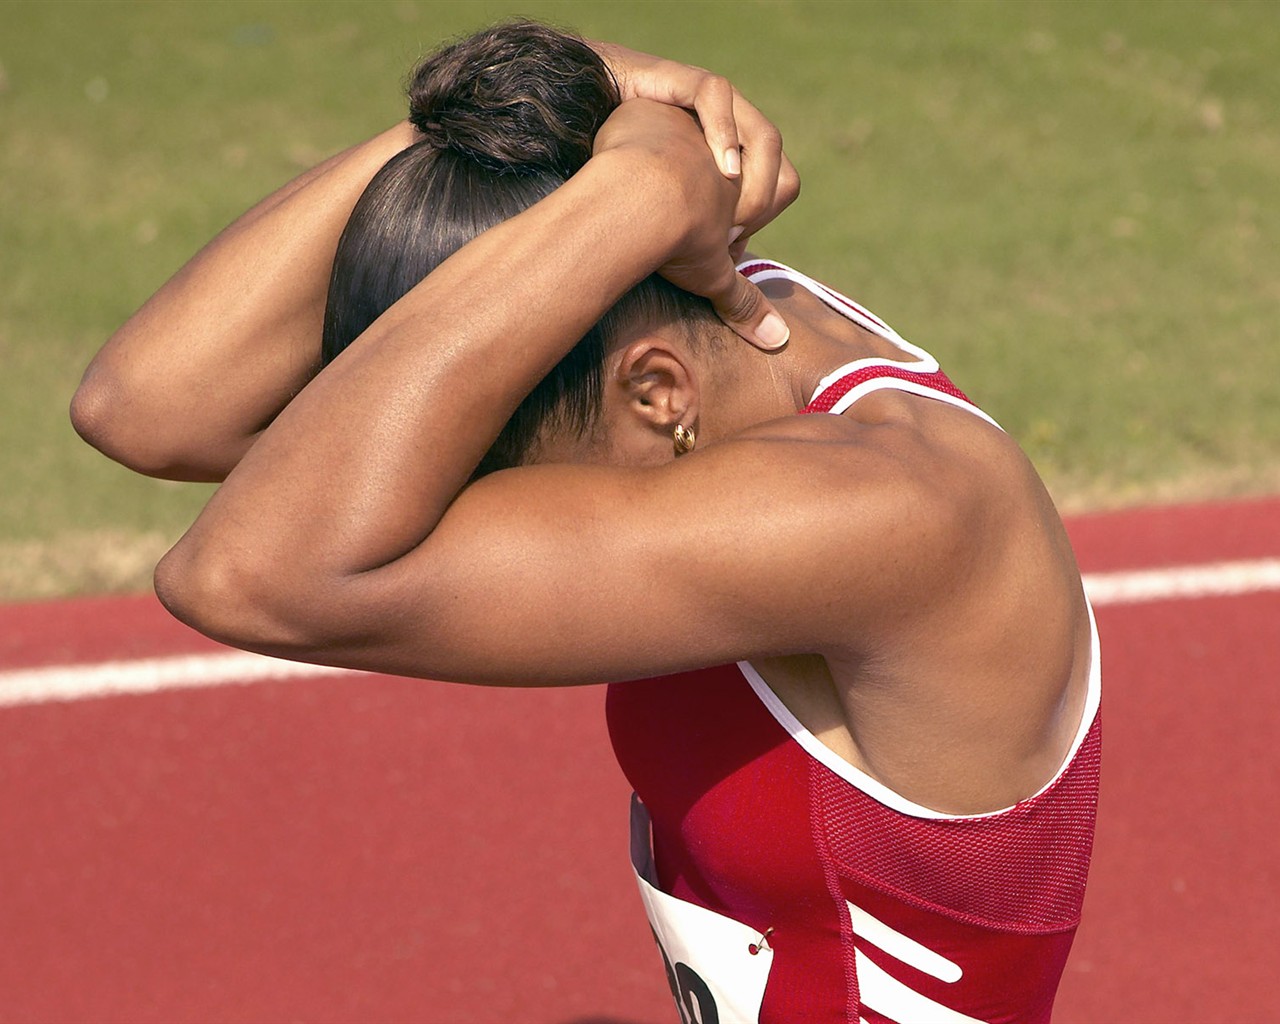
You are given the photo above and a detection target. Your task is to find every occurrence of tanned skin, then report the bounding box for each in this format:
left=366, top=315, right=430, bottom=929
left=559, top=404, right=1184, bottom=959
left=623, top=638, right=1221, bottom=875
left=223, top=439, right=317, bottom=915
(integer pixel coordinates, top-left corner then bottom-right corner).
left=75, top=51, right=1089, bottom=818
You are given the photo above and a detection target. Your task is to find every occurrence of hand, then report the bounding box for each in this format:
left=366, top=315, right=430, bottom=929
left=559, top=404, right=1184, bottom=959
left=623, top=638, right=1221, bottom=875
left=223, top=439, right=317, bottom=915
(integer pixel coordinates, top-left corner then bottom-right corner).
left=593, top=100, right=791, bottom=350
left=590, top=41, right=800, bottom=264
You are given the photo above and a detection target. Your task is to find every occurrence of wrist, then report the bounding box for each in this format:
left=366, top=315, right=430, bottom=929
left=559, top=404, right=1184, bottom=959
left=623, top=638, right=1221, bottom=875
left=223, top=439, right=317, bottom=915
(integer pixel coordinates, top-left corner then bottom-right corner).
left=591, top=151, right=687, bottom=269
left=583, top=145, right=697, bottom=265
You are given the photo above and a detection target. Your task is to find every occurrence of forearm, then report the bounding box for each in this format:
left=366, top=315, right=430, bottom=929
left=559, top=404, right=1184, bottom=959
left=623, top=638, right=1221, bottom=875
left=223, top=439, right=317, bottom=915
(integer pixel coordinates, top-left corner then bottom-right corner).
left=157, top=144, right=684, bottom=652
left=71, top=121, right=420, bottom=481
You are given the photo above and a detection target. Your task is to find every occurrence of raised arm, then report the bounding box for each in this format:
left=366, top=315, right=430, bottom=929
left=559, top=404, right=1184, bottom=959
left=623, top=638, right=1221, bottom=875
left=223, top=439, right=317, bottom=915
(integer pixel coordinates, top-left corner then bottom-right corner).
left=71, top=39, right=796, bottom=483
left=70, top=122, right=420, bottom=482
left=154, top=100, right=943, bottom=686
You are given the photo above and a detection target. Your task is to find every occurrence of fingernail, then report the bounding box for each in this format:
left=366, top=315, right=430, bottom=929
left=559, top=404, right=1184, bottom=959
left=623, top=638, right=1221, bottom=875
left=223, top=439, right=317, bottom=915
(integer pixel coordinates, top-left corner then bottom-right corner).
left=728, top=225, right=745, bottom=245
left=756, top=312, right=790, bottom=350
left=723, top=147, right=741, bottom=176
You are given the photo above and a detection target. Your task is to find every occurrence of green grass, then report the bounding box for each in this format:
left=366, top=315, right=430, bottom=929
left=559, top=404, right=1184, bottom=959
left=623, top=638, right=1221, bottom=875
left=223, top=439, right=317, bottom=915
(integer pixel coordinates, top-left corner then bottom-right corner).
left=2, top=0, right=1278, bottom=598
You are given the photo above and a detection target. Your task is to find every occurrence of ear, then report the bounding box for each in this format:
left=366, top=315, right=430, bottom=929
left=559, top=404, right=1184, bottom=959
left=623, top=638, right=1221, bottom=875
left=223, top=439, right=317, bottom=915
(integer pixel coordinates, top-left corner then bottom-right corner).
left=610, top=337, right=701, bottom=453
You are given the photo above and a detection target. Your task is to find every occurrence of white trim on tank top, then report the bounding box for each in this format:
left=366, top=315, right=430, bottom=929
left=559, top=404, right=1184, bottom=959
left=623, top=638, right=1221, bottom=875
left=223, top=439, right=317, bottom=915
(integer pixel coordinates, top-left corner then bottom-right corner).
left=737, top=605, right=1100, bottom=821
left=735, top=256, right=1098, bottom=820
left=739, top=257, right=913, bottom=350
left=739, top=258, right=1004, bottom=431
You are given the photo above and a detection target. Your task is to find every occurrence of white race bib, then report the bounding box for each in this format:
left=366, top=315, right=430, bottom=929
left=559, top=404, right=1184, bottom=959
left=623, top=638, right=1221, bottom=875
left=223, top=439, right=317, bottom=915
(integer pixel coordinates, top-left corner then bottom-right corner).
left=629, top=795, right=774, bottom=1024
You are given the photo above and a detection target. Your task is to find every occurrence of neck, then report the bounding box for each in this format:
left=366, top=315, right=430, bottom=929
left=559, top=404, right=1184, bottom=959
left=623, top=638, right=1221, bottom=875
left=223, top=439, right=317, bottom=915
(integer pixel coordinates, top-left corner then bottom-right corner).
left=700, top=275, right=895, bottom=442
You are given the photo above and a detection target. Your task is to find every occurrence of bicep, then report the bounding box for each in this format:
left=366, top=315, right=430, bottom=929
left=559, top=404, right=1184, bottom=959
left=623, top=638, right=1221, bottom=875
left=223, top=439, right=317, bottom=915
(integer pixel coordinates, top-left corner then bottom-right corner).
left=319, top=438, right=950, bottom=686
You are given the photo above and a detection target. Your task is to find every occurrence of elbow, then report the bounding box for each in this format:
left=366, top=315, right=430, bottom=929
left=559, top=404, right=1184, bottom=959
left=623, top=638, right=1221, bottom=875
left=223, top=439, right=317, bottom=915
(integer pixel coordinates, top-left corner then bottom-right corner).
left=154, top=535, right=355, bottom=660
left=154, top=540, right=252, bottom=651
left=70, top=362, right=227, bottom=482
left=154, top=539, right=292, bottom=655
left=69, top=369, right=127, bottom=461
left=70, top=367, right=170, bottom=477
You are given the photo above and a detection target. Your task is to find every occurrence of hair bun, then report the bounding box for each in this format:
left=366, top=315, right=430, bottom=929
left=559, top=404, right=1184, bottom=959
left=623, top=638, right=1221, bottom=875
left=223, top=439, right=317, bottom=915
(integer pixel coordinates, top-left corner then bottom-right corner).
left=408, top=20, right=619, bottom=179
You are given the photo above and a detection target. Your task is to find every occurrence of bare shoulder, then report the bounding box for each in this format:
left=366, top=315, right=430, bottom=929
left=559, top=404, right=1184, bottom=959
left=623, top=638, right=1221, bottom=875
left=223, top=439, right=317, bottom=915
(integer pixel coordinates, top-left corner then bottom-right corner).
left=728, top=401, right=1091, bottom=811
left=285, top=397, right=1042, bottom=685
left=704, top=406, right=1002, bottom=614
left=738, top=399, right=1004, bottom=506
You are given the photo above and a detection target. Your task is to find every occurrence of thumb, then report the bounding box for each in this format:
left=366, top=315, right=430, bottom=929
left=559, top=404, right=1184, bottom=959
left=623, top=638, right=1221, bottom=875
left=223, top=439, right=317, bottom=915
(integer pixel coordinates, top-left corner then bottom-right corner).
left=712, top=268, right=790, bottom=351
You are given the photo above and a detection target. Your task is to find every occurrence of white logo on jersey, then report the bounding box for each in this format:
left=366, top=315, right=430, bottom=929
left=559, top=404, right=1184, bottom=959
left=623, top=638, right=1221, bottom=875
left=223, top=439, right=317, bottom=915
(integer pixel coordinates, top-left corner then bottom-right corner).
left=848, top=901, right=990, bottom=1024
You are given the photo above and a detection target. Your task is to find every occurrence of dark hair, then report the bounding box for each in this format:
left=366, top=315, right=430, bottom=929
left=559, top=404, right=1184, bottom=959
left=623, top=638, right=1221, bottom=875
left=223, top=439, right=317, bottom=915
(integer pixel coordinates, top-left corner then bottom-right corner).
left=320, top=20, right=723, bottom=475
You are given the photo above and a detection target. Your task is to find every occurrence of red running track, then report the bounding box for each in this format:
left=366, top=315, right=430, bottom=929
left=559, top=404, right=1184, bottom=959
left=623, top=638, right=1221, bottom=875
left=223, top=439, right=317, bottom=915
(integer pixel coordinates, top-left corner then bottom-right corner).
left=1, top=497, right=1278, bottom=1023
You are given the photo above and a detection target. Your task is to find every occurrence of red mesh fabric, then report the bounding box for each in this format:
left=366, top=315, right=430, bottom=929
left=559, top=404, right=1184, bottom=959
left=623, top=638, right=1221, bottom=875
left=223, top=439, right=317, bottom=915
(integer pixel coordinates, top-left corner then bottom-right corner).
left=739, top=260, right=785, bottom=279
left=804, top=365, right=975, bottom=414
left=814, top=713, right=1102, bottom=933
left=739, top=257, right=974, bottom=414
left=612, top=263, right=1098, bottom=1018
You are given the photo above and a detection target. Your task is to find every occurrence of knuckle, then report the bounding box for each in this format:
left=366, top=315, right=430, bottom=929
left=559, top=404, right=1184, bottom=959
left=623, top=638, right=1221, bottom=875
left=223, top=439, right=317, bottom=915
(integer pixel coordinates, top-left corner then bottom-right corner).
left=781, top=169, right=801, bottom=206
left=754, top=123, right=782, bottom=151
left=700, top=73, right=732, bottom=97
left=713, top=112, right=738, bottom=136
left=720, top=280, right=764, bottom=323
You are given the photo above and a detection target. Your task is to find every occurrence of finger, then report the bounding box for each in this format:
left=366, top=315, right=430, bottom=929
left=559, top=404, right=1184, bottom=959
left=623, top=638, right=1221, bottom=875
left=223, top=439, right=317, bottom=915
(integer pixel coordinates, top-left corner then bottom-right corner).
left=735, top=154, right=801, bottom=252
left=730, top=95, right=784, bottom=233
left=688, top=74, right=742, bottom=178
left=775, top=153, right=802, bottom=213
left=707, top=259, right=790, bottom=351
left=622, top=61, right=742, bottom=179
left=627, top=59, right=713, bottom=113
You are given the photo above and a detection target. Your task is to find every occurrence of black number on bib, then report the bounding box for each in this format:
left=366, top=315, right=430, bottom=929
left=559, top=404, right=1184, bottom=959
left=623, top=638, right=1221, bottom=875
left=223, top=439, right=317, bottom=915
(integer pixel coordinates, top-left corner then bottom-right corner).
left=675, top=962, right=719, bottom=1024
left=651, top=929, right=720, bottom=1024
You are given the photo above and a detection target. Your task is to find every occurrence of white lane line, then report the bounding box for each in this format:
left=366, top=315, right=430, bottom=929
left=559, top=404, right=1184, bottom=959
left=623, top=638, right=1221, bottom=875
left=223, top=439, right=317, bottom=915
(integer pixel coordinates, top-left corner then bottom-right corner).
left=1082, top=558, right=1280, bottom=606
left=2, top=558, right=1278, bottom=707
left=0, top=650, right=363, bottom=708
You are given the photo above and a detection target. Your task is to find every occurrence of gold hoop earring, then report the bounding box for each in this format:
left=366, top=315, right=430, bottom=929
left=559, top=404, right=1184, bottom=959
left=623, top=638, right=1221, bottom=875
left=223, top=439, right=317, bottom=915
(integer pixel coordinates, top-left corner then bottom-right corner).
left=673, top=423, right=696, bottom=456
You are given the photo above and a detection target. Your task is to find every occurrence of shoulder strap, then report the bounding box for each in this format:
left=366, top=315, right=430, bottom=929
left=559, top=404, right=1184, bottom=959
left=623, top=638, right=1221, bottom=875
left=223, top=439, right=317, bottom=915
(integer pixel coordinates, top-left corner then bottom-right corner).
left=805, top=364, right=974, bottom=414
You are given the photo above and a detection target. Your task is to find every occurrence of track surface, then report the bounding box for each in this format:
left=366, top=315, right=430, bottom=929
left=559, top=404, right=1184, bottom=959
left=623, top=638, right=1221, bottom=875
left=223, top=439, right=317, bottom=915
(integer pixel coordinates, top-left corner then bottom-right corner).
left=2, top=497, right=1277, bottom=1023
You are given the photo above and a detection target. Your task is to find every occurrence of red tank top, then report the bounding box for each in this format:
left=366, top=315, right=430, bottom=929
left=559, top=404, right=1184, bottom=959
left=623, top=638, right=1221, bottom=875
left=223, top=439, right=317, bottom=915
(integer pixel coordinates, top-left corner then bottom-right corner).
left=606, top=260, right=1101, bottom=1024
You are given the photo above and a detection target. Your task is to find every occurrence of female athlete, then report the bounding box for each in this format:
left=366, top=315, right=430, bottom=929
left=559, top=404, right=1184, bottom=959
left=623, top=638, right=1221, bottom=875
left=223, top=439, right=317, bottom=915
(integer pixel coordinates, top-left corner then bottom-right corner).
left=73, top=22, right=1099, bottom=1024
